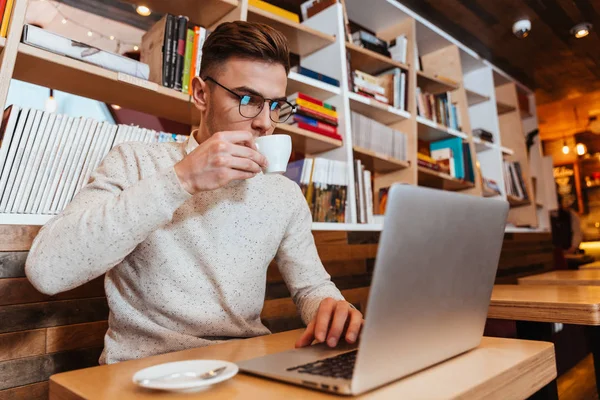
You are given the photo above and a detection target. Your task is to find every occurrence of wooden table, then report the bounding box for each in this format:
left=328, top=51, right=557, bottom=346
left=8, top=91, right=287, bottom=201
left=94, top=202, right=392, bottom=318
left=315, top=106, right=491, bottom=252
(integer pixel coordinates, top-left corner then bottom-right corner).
left=579, top=261, right=600, bottom=270
left=489, top=285, right=600, bottom=399
left=518, top=270, right=600, bottom=285
left=49, top=329, right=557, bottom=400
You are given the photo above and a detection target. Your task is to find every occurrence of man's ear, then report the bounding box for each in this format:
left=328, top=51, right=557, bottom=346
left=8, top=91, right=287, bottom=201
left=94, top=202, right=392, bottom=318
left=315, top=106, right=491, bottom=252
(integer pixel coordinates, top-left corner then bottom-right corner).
left=192, top=76, right=208, bottom=112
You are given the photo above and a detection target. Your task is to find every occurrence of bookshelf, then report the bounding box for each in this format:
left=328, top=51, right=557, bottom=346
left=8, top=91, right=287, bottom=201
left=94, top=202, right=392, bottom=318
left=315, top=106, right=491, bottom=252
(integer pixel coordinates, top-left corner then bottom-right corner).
left=416, top=71, right=459, bottom=94
left=416, top=116, right=468, bottom=141
left=119, top=0, right=239, bottom=28
left=274, top=123, right=342, bottom=154
left=345, top=42, right=408, bottom=74
left=246, top=6, right=335, bottom=56
left=348, top=92, right=410, bottom=125
left=353, top=146, right=410, bottom=173
left=0, top=0, right=553, bottom=232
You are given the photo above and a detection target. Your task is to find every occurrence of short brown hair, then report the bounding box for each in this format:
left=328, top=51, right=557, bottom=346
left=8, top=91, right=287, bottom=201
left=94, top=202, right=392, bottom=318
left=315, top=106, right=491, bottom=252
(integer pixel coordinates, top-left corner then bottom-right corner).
left=200, top=21, right=290, bottom=78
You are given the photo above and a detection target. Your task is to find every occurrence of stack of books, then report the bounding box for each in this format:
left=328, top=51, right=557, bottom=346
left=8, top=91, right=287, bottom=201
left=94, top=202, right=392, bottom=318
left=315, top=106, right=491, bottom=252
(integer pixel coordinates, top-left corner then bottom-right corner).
left=290, top=65, right=340, bottom=87
left=0, top=106, right=187, bottom=216
left=352, top=69, right=407, bottom=110
left=141, top=15, right=209, bottom=94
left=351, top=111, right=407, bottom=162
left=22, top=25, right=150, bottom=79
left=250, top=0, right=300, bottom=22
left=504, top=161, right=529, bottom=200
left=353, top=160, right=374, bottom=224
left=351, top=30, right=390, bottom=57
left=284, top=158, right=347, bottom=223
left=417, top=138, right=474, bottom=182
left=416, top=89, right=462, bottom=131
left=285, top=92, right=342, bottom=141
left=0, top=0, right=14, bottom=37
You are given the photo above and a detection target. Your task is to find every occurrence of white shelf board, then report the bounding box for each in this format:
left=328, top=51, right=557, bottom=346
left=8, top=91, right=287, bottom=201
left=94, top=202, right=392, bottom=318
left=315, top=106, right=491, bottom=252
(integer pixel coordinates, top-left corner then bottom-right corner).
left=287, top=71, right=341, bottom=98
left=501, top=146, right=515, bottom=156
left=0, top=213, right=54, bottom=225
left=416, top=116, right=468, bottom=142
left=312, top=222, right=383, bottom=231
left=472, top=137, right=495, bottom=152
left=348, top=92, right=410, bottom=125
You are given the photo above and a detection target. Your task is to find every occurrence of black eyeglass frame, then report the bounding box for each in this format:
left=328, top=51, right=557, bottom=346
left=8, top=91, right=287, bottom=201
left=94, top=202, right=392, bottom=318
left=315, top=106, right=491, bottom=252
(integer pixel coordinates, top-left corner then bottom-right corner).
left=203, top=76, right=296, bottom=124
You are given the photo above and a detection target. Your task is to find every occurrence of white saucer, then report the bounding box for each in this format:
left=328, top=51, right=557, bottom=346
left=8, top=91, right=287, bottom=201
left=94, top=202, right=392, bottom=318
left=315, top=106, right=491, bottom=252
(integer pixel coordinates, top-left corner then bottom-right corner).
left=132, top=360, right=238, bottom=393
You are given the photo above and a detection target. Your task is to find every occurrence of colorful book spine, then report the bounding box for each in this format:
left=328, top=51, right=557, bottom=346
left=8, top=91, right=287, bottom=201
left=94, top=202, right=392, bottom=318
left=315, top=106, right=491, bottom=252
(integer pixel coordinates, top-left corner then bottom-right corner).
left=162, top=15, right=174, bottom=88
left=295, top=66, right=340, bottom=87
left=0, top=0, right=13, bottom=37
left=181, top=28, right=194, bottom=93
left=188, top=27, right=200, bottom=94
left=288, top=92, right=336, bottom=111
left=293, top=114, right=337, bottom=134
left=295, top=106, right=338, bottom=126
left=248, top=0, right=300, bottom=23
left=297, top=122, right=342, bottom=141
left=295, top=98, right=338, bottom=118
left=173, top=16, right=188, bottom=91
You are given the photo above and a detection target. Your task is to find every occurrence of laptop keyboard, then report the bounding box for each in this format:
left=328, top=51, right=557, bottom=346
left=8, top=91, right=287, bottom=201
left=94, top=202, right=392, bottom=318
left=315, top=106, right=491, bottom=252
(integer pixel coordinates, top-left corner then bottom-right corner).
left=286, top=350, right=357, bottom=380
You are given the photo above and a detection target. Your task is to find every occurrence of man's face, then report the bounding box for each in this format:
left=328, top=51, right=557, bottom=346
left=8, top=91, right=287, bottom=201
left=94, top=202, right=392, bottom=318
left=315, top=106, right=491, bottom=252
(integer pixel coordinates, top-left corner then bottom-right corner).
left=194, top=57, right=288, bottom=138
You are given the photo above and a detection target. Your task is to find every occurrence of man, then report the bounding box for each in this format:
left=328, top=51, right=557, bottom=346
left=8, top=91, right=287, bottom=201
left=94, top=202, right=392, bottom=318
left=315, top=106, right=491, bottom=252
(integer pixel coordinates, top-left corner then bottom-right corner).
left=26, top=21, right=362, bottom=364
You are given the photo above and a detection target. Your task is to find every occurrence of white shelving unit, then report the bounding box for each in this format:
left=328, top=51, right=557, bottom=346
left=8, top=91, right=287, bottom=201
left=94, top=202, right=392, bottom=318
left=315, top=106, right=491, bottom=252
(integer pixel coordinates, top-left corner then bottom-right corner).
left=0, top=0, right=555, bottom=232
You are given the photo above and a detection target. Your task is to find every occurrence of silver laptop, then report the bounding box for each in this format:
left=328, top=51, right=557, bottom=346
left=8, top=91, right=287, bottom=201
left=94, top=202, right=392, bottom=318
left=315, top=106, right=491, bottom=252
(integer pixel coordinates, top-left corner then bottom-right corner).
left=238, top=184, right=509, bottom=395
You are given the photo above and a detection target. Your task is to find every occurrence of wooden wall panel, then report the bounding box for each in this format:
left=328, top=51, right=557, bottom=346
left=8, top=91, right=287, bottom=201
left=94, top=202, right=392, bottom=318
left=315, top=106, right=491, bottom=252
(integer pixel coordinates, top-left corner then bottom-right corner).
left=0, top=277, right=105, bottom=306
left=0, top=330, right=46, bottom=362
left=47, top=321, right=108, bottom=354
left=0, top=252, right=27, bottom=278
left=0, top=298, right=109, bottom=334
left=0, top=382, right=48, bottom=400
left=0, top=226, right=40, bottom=251
left=0, top=347, right=102, bottom=391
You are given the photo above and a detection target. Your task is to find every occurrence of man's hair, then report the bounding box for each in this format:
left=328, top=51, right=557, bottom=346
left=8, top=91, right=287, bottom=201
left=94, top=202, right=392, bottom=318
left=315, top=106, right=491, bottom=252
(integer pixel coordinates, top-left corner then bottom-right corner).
left=200, top=21, right=290, bottom=78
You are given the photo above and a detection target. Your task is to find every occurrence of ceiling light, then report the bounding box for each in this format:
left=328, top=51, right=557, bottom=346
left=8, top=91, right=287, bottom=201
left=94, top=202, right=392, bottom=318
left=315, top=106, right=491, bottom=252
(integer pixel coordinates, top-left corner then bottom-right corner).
left=87, top=31, right=93, bottom=37
left=111, top=104, right=121, bottom=110
left=577, top=143, right=587, bottom=155
left=571, top=22, right=592, bottom=38
left=136, top=5, right=151, bottom=16
left=61, top=18, right=67, bottom=24
left=133, top=45, right=139, bottom=51
left=562, top=143, right=570, bottom=154
left=109, top=35, right=115, bottom=40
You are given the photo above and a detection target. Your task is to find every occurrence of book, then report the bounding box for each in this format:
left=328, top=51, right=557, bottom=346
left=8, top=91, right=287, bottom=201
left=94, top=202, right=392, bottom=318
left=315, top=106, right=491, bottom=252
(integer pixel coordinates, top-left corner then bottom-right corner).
left=287, top=92, right=336, bottom=111
left=249, top=0, right=300, bottom=23
left=291, top=65, right=340, bottom=87
left=181, top=28, right=194, bottom=93
left=22, top=25, right=150, bottom=79
left=0, top=106, right=21, bottom=180
left=297, top=122, right=343, bottom=141
left=173, top=16, right=189, bottom=91
left=292, top=98, right=338, bottom=118
left=189, top=27, right=200, bottom=94
left=140, top=14, right=173, bottom=88
left=291, top=114, right=337, bottom=135
left=294, top=106, right=338, bottom=126
left=0, top=0, right=13, bottom=37
left=430, top=137, right=465, bottom=180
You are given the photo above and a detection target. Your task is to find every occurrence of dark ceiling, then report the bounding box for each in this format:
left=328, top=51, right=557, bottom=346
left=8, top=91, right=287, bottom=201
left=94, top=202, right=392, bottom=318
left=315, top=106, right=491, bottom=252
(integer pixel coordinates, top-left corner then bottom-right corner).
left=62, top=0, right=600, bottom=105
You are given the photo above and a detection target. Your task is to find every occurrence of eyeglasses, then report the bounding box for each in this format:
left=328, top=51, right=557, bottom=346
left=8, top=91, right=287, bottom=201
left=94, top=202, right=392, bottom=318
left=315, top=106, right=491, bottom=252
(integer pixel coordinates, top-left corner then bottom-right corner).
left=203, top=76, right=295, bottom=124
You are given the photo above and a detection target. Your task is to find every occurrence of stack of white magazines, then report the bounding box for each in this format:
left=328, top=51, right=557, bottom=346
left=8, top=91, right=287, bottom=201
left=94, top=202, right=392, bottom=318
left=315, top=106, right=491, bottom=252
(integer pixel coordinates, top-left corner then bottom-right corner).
left=22, top=24, right=150, bottom=80
left=0, top=106, right=187, bottom=216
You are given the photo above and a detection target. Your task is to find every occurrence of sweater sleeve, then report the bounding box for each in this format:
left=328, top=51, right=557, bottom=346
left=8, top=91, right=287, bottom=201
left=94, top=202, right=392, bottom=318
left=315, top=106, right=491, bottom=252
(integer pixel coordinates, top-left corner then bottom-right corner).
left=25, top=144, right=192, bottom=295
left=274, top=185, right=345, bottom=325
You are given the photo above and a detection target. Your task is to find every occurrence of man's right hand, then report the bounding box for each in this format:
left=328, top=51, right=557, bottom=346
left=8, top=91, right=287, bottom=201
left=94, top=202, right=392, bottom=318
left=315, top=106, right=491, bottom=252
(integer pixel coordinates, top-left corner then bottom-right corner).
left=174, top=131, right=268, bottom=195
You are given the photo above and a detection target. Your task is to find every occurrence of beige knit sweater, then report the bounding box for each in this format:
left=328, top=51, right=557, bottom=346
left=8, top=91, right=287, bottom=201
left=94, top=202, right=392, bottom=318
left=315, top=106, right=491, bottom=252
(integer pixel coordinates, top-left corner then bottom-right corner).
left=25, top=138, right=344, bottom=364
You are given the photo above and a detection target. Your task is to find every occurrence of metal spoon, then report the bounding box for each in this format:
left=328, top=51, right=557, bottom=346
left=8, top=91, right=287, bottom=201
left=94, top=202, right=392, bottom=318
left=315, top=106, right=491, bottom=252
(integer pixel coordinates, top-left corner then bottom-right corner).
left=136, top=366, right=228, bottom=385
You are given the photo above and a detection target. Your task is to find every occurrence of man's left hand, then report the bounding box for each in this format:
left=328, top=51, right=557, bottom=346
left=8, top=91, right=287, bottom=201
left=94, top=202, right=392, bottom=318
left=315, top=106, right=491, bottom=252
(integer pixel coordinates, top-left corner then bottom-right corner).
left=295, top=298, right=364, bottom=348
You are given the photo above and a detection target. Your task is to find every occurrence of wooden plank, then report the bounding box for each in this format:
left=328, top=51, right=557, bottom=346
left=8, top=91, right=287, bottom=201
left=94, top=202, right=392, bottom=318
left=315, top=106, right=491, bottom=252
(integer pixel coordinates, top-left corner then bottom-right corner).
left=0, top=298, right=109, bottom=334
left=315, top=244, right=378, bottom=262
left=267, top=259, right=368, bottom=283
left=346, top=231, right=381, bottom=245
left=0, top=347, right=102, bottom=391
left=47, top=321, right=108, bottom=354
left=0, top=329, right=46, bottom=362
left=312, top=231, right=347, bottom=245
left=489, top=285, right=600, bottom=325
left=0, top=382, right=48, bottom=400
left=0, top=276, right=105, bottom=306
left=518, top=270, right=600, bottom=286
left=0, top=226, right=39, bottom=251
left=0, top=252, right=27, bottom=278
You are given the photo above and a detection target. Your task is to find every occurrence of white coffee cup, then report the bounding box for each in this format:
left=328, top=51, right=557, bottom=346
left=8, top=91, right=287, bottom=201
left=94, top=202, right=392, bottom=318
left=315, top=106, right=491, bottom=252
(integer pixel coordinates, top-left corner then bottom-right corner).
left=255, top=134, right=292, bottom=174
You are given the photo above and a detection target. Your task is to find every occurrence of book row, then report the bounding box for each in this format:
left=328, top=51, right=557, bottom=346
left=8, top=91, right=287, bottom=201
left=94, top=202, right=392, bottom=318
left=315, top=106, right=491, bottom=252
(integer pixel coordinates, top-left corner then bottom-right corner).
left=416, top=89, right=462, bottom=132
left=0, top=106, right=186, bottom=216
left=504, top=160, right=529, bottom=200
left=351, top=111, right=407, bottom=162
